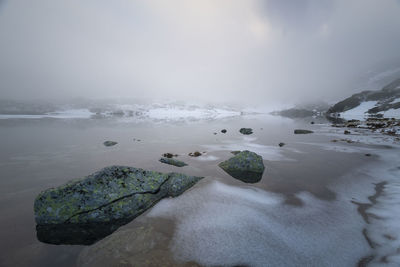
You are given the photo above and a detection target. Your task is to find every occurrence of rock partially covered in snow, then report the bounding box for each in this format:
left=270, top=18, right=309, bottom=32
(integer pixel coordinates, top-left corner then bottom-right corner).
left=218, top=150, right=265, bottom=183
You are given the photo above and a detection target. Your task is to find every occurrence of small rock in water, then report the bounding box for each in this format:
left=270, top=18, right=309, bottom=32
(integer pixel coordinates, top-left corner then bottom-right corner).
left=221, top=129, right=227, bottom=133
left=294, top=129, right=313, bottom=134
left=103, top=141, right=118, bottom=147
left=189, top=151, right=202, bottom=157
left=159, top=157, right=187, bottom=167
left=279, top=142, right=285, bottom=147
left=213, top=132, right=217, bottom=135
left=365, top=153, right=372, bottom=157
left=219, top=150, right=265, bottom=183
left=162, top=153, right=177, bottom=158
left=311, top=121, right=315, bottom=124
left=239, top=128, right=253, bottom=135
left=344, top=130, right=351, bottom=135
left=231, top=151, right=241, bottom=155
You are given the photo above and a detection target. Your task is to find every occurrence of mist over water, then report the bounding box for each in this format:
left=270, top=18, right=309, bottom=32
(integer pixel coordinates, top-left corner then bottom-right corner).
left=0, top=0, right=400, bottom=106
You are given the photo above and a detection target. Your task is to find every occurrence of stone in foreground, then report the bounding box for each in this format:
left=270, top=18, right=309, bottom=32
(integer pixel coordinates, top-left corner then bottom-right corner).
left=294, top=129, right=314, bottom=134
left=218, top=150, right=265, bottom=183
left=159, top=157, right=187, bottom=167
left=34, top=166, right=202, bottom=245
left=239, top=128, right=253, bottom=135
left=103, top=141, right=118, bottom=147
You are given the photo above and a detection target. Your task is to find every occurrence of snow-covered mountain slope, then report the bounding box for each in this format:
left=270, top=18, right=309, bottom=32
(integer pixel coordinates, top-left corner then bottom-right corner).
left=327, top=78, right=400, bottom=120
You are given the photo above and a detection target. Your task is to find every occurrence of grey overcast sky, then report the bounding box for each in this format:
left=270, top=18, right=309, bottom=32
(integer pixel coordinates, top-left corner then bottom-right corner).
left=0, top=0, right=400, bottom=105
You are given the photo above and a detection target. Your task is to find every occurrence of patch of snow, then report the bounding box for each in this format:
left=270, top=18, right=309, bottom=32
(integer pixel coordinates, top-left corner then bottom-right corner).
left=339, top=101, right=378, bottom=120
left=147, top=180, right=369, bottom=266
left=147, top=107, right=240, bottom=121
left=388, top=97, right=400, bottom=105
left=192, top=155, right=219, bottom=161
left=379, top=108, right=400, bottom=119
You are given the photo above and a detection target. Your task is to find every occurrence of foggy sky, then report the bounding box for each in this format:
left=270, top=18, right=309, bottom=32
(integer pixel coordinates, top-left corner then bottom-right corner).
left=1, top=0, right=400, bottom=106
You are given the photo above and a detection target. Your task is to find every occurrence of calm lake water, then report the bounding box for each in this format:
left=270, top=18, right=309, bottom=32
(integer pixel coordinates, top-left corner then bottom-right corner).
left=0, top=114, right=398, bottom=266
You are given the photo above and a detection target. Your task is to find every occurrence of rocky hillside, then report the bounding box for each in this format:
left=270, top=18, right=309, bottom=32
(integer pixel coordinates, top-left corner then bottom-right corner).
left=327, top=78, right=400, bottom=120
left=271, top=102, right=330, bottom=118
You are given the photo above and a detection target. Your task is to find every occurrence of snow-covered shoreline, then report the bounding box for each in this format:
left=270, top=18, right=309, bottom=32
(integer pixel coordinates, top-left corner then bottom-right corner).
left=0, top=104, right=242, bottom=122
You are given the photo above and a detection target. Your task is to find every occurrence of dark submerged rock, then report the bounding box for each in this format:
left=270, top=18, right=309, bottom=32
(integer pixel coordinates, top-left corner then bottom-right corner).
left=294, top=129, right=314, bottom=134
left=344, top=130, right=351, bottom=135
left=159, top=157, right=187, bottom=167
left=221, top=129, right=227, bottom=133
left=103, top=141, right=118, bottom=147
left=34, top=166, right=202, bottom=245
left=162, top=153, right=177, bottom=158
left=218, top=150, right=265, bottom=183
left=188, top=151, right=202, bottom=157
left=279, top=142, right=285, bottom=147
left=239, top=128, right=253, bottom=135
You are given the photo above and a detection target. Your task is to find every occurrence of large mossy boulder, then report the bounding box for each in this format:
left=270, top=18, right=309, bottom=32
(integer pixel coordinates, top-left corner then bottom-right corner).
left=34, top=166, right=202, bottom=245
left=218, top=150, right=265, bottom=183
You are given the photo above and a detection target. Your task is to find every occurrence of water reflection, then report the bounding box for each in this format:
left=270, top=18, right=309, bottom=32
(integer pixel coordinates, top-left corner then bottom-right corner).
left=36, top=220, right=130, bottom=245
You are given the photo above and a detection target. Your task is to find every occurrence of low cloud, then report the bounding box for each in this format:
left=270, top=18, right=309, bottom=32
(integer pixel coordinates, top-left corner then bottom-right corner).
left=0, top=0, right=399, bottom=106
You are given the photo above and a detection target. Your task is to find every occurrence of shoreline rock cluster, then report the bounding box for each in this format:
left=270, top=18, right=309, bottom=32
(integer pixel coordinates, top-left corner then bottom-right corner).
left=331, top=118, right=400, bottom=137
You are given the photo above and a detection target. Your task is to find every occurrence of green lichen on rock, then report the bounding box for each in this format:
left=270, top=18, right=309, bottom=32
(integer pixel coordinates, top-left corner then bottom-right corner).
left=34, top=166, right=202, bottom=227
left=159, top=157, right=187, bottom=167
left=218, top=150, right=265, bottom=183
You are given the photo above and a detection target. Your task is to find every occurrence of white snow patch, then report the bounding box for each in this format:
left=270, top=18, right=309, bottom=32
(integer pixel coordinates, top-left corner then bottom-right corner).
left=379, top=108, right=400, bottom=119
left=147, top=107, right=240, bottom=120
left=339, top=101, right=378, bottom=120
left=147, top=180, right=369, bottom=266
left=193, top=155, right=219, bottom=161
left=388, top=97, right=400, bottom=105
